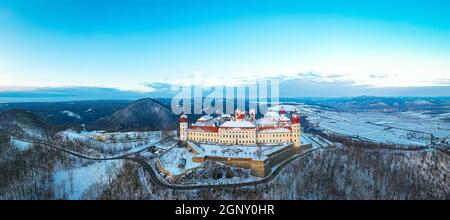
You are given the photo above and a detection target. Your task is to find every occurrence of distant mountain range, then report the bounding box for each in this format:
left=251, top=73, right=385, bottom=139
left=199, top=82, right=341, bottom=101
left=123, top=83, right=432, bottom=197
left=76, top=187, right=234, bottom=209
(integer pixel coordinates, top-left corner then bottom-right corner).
left=0, top=98, right=178, bottom=133
left=0, top=109, right=53, bottom=139
left=1, top=96, right=449, bottom=136
left=0, top=100, right=132, bottom=126
left=88, top=98, right=178, bottom=131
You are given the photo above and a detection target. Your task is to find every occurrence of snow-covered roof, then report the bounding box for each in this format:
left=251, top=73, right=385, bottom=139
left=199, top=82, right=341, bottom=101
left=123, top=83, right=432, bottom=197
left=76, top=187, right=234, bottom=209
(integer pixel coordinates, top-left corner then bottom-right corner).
left=192, top=119, right=218, bottom=126
left=189, top=125, right=219, bottom=133
left=280, top=115, right=290, bottom=121
left=255, top=118, right=278, bottom=125
left=220, top=120, right=255, bottom=128
left=258, top=127, right=291, bottom=133
left=264, top=111, right=280, bottom=118
left=197, top=115, right=213, bottom=121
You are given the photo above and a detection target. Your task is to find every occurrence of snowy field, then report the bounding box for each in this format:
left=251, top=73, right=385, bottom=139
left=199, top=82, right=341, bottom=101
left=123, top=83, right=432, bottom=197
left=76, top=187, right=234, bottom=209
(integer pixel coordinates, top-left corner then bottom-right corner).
left=9, top=137, right=33, bottom=151
left=295, top=104, right=450, bottom=147
left=60, top=110, right=82, bottom=119
left=301, top=133, right=333, bottom=149
left=58, top=130, right=177, bottom=155
left=60, top=130, right=176, bottom=143
left=153, top=139, right=179, bottom=150
left=53, top=160, right=123, bottom=199
left=268, top=105, right=298, bottom=112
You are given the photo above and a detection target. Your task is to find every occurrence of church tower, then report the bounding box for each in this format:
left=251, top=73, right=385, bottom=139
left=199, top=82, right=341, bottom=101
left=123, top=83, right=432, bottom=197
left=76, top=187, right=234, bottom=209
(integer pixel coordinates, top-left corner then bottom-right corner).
left=179, top=115, right=188, bottom=141
left=235, top=108, right=245, bottom=121
left=249, top=108, right=256, bottom=122
left=291, top=113, right=301, bottom=150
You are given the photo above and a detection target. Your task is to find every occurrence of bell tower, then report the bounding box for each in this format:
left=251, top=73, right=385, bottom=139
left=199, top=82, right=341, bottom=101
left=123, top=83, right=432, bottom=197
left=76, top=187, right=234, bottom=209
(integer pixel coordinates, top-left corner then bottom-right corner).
left=179, top=115, right=188, bottom=141
left=291, top=113, right=301, bottom=151
left=249, top=108, right=256, bottom=122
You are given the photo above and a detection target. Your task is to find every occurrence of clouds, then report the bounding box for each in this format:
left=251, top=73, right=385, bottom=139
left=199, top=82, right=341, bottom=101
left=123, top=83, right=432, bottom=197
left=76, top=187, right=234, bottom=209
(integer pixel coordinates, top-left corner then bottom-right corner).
left=141, top=72, right=450, bottom=98
left=278, top=77, right=450, bottom=97
left=2, top=73, right=450, bottom=103
left=289, top=68, right=450, bottom=89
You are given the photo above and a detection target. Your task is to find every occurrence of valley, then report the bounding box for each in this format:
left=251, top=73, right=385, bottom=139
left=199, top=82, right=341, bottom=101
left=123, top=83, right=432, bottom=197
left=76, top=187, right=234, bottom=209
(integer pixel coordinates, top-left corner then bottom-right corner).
left=1, top=96, right=450, bottom=199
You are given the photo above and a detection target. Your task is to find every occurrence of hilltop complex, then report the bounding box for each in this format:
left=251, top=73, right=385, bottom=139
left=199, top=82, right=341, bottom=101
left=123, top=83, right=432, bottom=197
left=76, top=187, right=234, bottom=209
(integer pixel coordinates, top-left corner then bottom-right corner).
left=179, top=107, right=301, bottom=147
left=173, top=107, right=308, bottom=177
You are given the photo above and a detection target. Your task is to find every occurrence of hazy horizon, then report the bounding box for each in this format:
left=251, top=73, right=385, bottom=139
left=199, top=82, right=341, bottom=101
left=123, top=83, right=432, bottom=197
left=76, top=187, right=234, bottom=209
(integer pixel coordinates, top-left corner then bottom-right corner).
left=1, top=85, right=450, bottom=103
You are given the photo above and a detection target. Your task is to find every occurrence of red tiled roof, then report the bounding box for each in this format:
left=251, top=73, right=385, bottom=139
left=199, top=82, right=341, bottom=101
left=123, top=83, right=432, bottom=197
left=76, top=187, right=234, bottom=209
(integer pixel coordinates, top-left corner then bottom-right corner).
left=291, top=113, right=300, bottom=124
left=179, top=116, right=188, bottom=123
left=189, top=125, right=219, bottom=133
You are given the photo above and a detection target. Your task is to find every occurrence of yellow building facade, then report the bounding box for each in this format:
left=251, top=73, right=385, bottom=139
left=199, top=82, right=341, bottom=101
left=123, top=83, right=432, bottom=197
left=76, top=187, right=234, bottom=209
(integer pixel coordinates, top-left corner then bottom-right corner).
left=179, top=108, right=301, bottom=147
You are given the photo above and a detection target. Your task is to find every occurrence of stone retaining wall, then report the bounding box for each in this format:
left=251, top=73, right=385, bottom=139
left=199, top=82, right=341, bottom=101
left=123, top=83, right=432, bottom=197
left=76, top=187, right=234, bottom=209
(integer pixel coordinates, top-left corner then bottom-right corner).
left=186, top=141, right=307, bottom=177
left=156, top=159, right=173, bottom=177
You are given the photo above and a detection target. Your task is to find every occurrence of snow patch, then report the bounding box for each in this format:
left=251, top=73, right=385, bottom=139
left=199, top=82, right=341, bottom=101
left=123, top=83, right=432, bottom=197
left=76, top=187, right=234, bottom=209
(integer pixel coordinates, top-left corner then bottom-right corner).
left=159, top=147, right=202, bottom=176
left=60, top=111, right=82, bottom=119
left=53, top=160, right=122, bottom=199
left=10, top=138, right=33, bottom=151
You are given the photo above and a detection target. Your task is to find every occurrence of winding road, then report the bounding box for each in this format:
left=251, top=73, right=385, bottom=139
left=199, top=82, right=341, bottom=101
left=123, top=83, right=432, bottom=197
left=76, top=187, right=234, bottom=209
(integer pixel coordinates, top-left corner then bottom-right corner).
left=12, top=135, right=334, bottom=190
left=16, top=134, right=447, bottom=191
left=12, top=135, right=174, bottom=160
left=130, top=146, right=335, bottom=190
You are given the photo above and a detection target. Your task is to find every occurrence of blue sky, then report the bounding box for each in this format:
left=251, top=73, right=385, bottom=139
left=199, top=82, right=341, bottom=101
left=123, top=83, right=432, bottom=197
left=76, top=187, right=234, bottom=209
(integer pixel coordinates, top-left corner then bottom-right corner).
left=0, top=0, right=449, bottom=99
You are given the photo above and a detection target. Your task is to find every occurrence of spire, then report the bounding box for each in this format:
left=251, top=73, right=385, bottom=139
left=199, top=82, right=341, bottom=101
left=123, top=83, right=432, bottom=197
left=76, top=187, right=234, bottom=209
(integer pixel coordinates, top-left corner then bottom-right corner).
left=279, top=106, right=286, bottom=115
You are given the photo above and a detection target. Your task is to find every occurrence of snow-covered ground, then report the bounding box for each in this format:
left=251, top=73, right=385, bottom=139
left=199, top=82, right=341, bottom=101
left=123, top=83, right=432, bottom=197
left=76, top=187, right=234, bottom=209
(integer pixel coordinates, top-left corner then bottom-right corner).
left=15, top=126, right=47, bottom=140
left=189, top=142, right=289, bottom=160
left=268, top=105, right=299, bottom=112
left=60, top=130, right=175, bottom=143
left=53, top=160, right=123, bottom=199
left=60, top=110, right=82, bottom=119
left=58, top=130, right=177, bottom=156
left=296, top=104, right=450, bottom=147
left=301, top=133, right=333, bottom=149
left=158, top=142, right=291, bottom=183
left=159, top=147, right=202, bottom=176
left=10, top=137, right=33, bottom=150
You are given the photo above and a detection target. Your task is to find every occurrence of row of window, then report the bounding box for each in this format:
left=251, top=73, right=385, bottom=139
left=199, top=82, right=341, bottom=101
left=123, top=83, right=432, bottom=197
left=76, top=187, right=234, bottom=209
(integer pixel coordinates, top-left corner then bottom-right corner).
left=188, top=137, right=257, bottom=144
left=221, top=134, right=255, bottom=139
left=221, top=140, right=255, bottom=144
left=257, top=139, right=288, bottom=143
left=221, top=130, right=254, bottom=134
left=189, top=137, right=293, bottom=144
left=188, top=133, right=297, bottom=140
left=258, top=133, right=291, bottom=138
left=191, top=138, right=218, bottom=142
